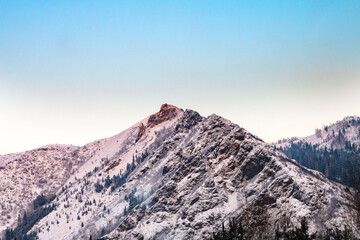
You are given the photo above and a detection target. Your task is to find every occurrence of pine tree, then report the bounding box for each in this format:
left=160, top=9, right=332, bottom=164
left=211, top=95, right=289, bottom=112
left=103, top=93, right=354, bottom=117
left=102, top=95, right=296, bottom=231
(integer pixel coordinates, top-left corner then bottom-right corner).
left=100, top=228, right=106, bottom=237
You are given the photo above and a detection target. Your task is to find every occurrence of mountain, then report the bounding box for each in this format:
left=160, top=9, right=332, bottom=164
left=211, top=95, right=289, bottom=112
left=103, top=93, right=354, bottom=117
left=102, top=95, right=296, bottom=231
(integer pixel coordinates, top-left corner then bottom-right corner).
left=0, top=144, right=95, bottom=233
left=276, top=116, right=360, bottom=150
left=275, top=116, right=360, bottom=185
left=1, top=105, right=359, bottom=240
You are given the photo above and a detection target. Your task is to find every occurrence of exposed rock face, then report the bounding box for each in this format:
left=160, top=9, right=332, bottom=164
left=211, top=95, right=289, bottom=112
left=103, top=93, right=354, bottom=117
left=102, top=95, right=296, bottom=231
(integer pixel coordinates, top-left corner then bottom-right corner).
left=105, top=158, right=121, bottom=172
left=136, top=104, right=182, bottom=142
left=147, top=104, right=182, bottom=128
left=136, top=123, right=146, bottom=142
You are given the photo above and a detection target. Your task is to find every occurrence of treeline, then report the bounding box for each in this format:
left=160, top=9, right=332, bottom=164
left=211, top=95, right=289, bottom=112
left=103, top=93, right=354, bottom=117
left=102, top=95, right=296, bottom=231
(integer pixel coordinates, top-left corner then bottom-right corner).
left=278, top=142, right=360, bottom=186
left=212, top=217, right=354, bottom=240
left=3, top=194, right=56, bottom=240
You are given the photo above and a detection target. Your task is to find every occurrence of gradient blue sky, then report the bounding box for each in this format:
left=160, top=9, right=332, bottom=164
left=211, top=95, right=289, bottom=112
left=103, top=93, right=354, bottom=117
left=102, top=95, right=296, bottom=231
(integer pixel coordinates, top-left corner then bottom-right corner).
left=1, top=1, right=360, bottom=154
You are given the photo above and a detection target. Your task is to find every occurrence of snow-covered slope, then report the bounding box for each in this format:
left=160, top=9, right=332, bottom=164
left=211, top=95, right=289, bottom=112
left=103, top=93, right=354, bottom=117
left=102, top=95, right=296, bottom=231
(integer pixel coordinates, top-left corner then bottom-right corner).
left=25, top=104, right=184, bottom=239
left=276, top=116, right=360, bottom=150
left=1, top=105, right=358, bottom=239
left=0, top=144, right=95, bottom=232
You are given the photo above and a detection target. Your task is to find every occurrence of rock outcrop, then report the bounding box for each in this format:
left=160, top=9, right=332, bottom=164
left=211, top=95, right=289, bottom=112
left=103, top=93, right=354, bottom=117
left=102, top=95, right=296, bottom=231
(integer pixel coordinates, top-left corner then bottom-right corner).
left=136, top=123, right=146, bottom=142
left=147, top=104, right=182, bottom=128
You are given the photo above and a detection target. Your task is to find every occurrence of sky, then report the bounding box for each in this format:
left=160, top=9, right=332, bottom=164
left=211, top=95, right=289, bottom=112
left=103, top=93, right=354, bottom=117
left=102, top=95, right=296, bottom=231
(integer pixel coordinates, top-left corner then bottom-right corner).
left=1, top=1, right=360, bottom=154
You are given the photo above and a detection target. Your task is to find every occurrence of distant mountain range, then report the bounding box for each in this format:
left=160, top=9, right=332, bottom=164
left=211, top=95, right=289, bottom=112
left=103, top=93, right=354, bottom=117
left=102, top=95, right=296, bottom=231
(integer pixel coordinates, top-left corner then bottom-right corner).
left=276, top=116, right=360, bottom=150
left=276, top=116, right=360, bottom=185
left=0, top=105, right=359, bottom=240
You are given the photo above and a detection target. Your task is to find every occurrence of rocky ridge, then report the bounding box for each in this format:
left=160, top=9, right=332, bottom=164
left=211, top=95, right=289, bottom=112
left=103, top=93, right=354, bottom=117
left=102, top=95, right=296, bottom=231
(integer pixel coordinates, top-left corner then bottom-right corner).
left=101, top=111, right=357, bottom=240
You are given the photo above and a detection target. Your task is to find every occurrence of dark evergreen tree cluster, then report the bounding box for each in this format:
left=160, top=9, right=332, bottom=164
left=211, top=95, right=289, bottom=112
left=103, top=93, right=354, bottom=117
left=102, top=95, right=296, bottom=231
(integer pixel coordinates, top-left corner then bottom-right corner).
left=123, top=187, right=145, bottom=215
left=212, top=217, right=353, bottom=240
left=212, top=218, right=246, bottom=240
left=133, top=150, right=149, bottom=165
left=109, top=173, right=127, bottom=192
left=32, top=194, right=55, bottom=209
left=104, top=176, right=112, bottom=188
left=279, top=142, right=360, bottom=186
left=3, top=194, right=56, bottom=240
left=94, top=181, right=104, bottom=193
left=93, top=151, right=149, bottom=193
left=275, top=217, right=315, bottom=240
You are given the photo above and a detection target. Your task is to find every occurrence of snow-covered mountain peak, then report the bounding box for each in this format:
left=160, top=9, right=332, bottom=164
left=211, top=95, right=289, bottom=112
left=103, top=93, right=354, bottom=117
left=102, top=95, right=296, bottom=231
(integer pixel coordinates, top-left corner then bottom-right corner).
left=1, top=107, right=359, bottom=240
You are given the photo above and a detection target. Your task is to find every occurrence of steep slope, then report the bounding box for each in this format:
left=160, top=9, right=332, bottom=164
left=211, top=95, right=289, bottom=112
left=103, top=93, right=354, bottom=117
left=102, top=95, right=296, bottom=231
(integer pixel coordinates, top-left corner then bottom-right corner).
left=100, top=112, right=357, bottom=240
left=17, top=106, right=356, bottom=240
